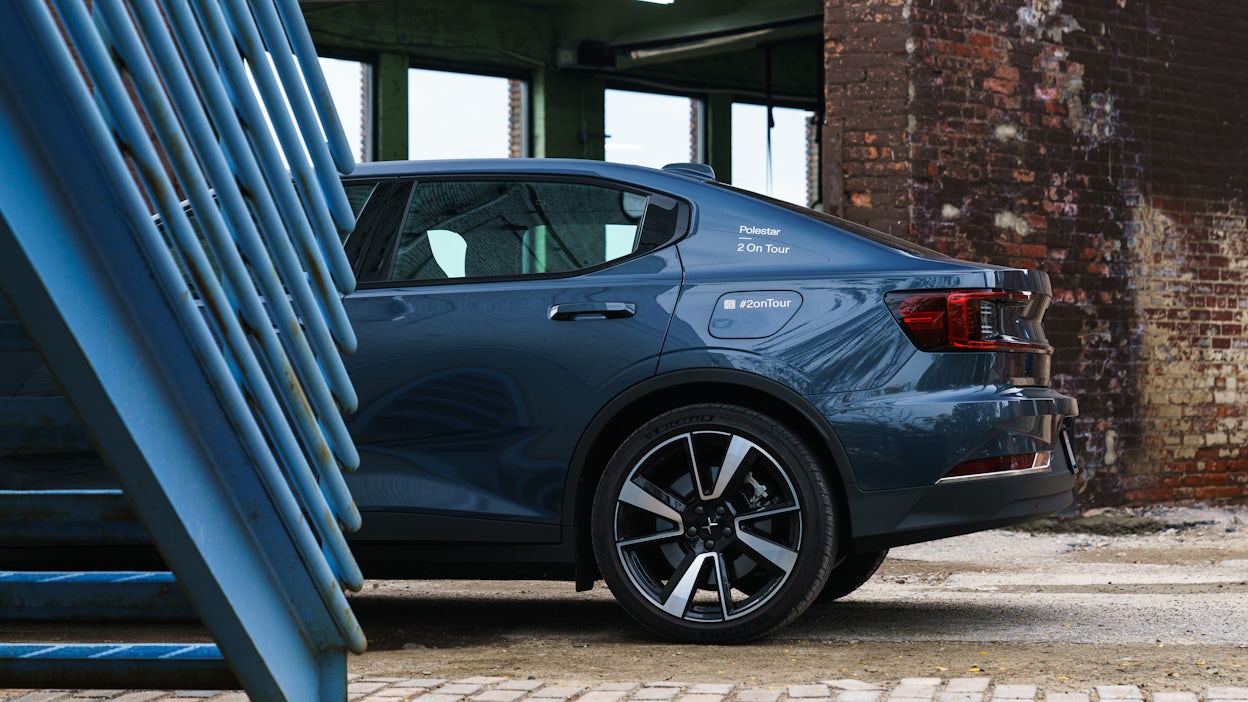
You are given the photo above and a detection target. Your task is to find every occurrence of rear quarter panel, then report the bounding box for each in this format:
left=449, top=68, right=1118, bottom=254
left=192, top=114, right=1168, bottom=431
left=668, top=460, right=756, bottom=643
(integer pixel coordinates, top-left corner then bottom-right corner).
left=660, top=182, right=1075, bottom=492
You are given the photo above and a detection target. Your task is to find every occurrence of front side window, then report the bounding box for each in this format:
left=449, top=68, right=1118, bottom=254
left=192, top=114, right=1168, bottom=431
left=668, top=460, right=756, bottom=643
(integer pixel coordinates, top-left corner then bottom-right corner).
left=384, top=180, right=654, bottom=283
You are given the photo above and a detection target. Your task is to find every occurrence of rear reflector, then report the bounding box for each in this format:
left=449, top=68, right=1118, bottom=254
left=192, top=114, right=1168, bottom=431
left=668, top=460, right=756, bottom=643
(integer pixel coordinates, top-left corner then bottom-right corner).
left=886, top=289, right=1053, bottom=353
left=938, top=451, right=1053, bottom=484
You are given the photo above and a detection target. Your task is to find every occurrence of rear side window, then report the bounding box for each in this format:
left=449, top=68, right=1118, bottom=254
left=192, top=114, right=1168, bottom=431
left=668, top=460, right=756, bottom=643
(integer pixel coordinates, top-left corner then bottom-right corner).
left=381, top=179, right=662, bottom=283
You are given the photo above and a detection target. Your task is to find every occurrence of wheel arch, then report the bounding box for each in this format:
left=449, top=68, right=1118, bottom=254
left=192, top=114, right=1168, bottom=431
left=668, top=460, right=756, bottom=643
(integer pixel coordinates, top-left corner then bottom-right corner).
left=567, top=368, right=856, bottom=590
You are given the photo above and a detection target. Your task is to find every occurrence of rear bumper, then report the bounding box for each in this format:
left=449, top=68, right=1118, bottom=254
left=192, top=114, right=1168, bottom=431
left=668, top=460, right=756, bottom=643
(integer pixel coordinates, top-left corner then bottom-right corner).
left=843, top=429, right=1076, bottom=552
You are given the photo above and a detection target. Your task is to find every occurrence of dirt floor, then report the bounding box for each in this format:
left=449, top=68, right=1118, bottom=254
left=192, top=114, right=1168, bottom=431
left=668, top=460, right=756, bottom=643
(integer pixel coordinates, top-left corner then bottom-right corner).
left=343, top=504, right=1248, bottom=690
left=5, top=504, right=1246, bottom=692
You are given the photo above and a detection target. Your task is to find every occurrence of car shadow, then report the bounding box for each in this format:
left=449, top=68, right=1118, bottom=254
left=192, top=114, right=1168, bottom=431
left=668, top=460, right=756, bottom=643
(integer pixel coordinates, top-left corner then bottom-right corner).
left=347, top=587, right=1038, bottom=648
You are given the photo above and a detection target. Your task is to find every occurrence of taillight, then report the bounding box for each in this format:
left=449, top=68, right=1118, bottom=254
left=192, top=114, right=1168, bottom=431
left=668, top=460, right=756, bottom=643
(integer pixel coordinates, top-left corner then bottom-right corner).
left=938, top=451, right=1053, bottom=483
left=886, top=289, right=1053, bottom=353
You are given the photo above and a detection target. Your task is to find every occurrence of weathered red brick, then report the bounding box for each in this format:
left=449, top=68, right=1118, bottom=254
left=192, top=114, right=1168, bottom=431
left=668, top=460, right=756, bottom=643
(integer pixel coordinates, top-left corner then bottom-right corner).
left=825, top=0, right=1248, bottom=507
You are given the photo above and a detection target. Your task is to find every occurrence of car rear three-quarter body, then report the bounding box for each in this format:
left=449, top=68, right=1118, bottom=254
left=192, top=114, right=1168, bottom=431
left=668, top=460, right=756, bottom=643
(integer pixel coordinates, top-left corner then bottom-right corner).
left=662, top=179, right=1078, bottom=545
left=587, top=166, right=1078, bottom=643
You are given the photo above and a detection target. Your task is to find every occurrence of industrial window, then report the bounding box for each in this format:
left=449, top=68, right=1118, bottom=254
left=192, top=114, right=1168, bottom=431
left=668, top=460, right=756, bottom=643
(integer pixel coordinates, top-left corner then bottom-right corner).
left=244, top=54, right=371, bottom=164
left=605, top=89, right=700, bottom=168
left=319, top=57, right=370, bottom=163
left=408, top=68, right=526, bottom=159
left=731, top=103, right=817, bottom=208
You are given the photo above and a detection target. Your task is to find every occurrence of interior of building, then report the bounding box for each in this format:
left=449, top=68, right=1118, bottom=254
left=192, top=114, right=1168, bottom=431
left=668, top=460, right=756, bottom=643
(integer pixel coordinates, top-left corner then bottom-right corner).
left=302, top=0, right=825, bottom=206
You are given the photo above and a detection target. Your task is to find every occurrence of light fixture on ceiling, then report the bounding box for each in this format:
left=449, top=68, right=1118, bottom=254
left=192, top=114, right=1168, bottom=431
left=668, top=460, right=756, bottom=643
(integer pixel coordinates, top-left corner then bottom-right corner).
left=634, top=0, right=675, bottom=4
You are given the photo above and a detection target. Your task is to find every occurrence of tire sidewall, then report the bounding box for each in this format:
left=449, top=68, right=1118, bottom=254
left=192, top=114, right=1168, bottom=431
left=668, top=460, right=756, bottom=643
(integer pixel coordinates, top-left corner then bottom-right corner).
left=814, top=549, right=889, bottom=604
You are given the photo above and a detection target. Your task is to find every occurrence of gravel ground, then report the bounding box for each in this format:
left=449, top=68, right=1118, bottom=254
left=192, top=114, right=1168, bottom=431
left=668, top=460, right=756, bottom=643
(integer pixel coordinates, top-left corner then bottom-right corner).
left=3, top=503, right=1247, bottom=698
left=341, top=503, right=1248, bottom=689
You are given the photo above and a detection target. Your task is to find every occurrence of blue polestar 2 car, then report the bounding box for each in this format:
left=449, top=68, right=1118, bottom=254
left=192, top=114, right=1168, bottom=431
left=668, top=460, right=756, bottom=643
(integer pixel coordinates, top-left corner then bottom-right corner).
left=1, top=158, right=1079, bottom=643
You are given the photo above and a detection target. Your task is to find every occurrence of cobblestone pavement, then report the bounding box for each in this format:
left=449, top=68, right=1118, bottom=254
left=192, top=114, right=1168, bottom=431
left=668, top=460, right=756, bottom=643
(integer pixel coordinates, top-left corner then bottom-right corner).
left=4, top=677, right=1248, bottom=702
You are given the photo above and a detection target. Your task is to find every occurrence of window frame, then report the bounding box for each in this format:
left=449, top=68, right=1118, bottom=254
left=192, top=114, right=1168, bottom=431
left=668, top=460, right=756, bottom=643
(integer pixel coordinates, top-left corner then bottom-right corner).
left=354, top=173, right=690, bottom=290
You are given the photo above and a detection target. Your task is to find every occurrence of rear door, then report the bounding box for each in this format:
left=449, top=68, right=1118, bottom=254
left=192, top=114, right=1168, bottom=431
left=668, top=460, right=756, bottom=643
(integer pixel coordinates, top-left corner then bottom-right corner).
left=343, top=174, right=686, bottom=543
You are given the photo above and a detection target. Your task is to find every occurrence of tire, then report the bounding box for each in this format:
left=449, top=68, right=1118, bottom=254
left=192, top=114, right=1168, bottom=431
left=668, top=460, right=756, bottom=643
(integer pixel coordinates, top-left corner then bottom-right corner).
left=591, top=404, right=837, bottom=643
left=813, top=549, right=888, bottom=603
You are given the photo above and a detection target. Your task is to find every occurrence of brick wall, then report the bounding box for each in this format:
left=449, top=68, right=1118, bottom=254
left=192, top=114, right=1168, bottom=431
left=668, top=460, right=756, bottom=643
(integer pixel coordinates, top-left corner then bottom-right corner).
left=823, top=0, right=911, bottom=233
left=825, top=0, right=1248, bottom=505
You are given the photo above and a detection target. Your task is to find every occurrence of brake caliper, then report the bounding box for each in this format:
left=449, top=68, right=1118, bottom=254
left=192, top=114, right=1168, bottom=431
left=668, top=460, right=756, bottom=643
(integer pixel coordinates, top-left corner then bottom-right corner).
left=744, top=471, right=769, bottom=508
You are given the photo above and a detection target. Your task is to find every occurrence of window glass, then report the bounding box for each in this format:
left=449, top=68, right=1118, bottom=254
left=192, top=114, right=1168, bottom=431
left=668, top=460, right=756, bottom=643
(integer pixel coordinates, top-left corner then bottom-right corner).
left=319, top=57, right=369, bottom=162
left=731, top=103, right=816, bottom=207
left=344, top=182, right=378, bottom=219
left=163, top=181, right=385, bottom=289
left=408, top=69, right=520, bottom=159
left=341, top=179, right=379, bottom=243
left=605, top=89, right=698, bottom=168
left=386, top=180, right=648, bottom=282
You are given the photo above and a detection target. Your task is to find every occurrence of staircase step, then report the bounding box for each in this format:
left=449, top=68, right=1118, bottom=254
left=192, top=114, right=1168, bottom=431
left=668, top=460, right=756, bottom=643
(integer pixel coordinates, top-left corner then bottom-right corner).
left=0, top=396, right=91, bottom=452
left=0, top=571, right=193, bottom=619
left=0, top=489, right=145, bottom=542
left=0, top=642, right=235, bottom=689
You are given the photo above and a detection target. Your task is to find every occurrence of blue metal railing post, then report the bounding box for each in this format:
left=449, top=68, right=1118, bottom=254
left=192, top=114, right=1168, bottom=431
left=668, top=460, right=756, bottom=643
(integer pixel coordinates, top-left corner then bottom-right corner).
left=0, top=1, right=370, bottom=698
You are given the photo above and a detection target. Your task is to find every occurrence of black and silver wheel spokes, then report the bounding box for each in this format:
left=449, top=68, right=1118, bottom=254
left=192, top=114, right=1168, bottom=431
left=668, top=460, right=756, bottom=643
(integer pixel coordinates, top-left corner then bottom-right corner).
left=613, top=431, right=804, bottom=622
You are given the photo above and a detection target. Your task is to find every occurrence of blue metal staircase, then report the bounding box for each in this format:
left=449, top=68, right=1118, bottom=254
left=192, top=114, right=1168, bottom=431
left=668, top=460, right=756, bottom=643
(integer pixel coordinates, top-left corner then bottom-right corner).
left=0, top=1, right=367, bottom=699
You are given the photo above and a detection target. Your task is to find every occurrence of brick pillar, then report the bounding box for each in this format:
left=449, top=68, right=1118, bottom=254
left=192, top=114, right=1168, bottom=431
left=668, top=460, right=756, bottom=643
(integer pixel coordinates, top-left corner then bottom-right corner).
left=823, top=0, right=912, bottom=235
left=508, top=79, right=525, bottom=158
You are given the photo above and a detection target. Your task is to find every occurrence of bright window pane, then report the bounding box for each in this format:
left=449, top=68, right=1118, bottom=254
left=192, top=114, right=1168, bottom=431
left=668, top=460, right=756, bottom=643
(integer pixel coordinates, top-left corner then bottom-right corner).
left=427, top=230, right=467, bottom=278
left=319, top=57, right=368, bottom=162
left=605, top=224, right=637, bottom=260
left=605, top=89, right=696, bottom=169
left=731, top=103, right=814, bottom=207
left=409, top=69, right=512, bottom=159
left=246, top=54, right=369, bottom=165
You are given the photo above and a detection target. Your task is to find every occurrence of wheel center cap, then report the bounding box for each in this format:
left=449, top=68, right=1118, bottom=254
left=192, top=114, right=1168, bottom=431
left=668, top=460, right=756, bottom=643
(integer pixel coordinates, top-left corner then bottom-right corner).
left=686, top=505, right=733, bottom=543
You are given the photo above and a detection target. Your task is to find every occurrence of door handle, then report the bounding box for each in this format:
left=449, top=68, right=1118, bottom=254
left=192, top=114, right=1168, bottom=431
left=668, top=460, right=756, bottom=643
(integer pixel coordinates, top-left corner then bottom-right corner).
left=548, top=302, right=636, bottom=321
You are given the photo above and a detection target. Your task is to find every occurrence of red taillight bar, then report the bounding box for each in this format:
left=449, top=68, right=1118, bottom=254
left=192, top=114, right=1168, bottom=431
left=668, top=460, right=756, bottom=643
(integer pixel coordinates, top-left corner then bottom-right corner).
left=887, top=289, right=1053, bottom=353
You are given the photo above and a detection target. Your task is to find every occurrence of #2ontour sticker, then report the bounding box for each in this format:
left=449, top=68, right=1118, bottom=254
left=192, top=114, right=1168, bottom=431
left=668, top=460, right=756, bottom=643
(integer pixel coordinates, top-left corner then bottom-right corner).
left=737, top=225, right=790, bottom=255
left=709, top=291, right=803, bottom=339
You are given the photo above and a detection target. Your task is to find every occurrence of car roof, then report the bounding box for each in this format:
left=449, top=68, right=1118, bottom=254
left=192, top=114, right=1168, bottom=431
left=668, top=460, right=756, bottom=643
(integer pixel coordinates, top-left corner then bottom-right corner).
left=346, top=158, right=712, bottom=192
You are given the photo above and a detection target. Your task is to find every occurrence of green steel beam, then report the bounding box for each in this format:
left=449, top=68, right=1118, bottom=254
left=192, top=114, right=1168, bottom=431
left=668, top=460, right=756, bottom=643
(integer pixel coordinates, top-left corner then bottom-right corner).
left=704, top=93, right=733, bottom=184
left=533, top=70, right=605, bottom=160
left=375, top=52, right=409, bottom=160
left=302, top=0, right=553, bottom=73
